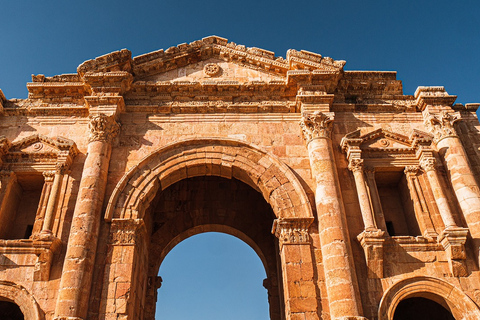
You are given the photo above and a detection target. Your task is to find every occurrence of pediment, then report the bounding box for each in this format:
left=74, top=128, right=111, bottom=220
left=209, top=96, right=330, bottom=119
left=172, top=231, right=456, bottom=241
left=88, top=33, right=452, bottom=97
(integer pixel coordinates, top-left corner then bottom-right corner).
left=9, top=135, right=76, bottom=155
left=359, top=129, right=412, bottom=150
left=138, top=57, right=286, bottom=83
left=128, top=36, right=345, bottom=83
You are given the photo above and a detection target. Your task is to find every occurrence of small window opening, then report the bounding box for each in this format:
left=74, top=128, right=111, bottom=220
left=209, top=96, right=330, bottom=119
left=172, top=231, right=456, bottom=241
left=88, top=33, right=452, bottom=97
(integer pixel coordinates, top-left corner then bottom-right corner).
left=376, top=170, right=421, bottom=236
left=0, top=173, right=44, bottom=240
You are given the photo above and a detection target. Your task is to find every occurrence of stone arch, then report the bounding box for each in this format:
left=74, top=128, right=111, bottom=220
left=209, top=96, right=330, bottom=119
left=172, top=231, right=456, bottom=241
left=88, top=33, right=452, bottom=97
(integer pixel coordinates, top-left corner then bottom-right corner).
left=378, top=276, right=480, bottom=320
left=105, top=137, right=313, bottom=221
left=0, top=281, right=44, bottom=320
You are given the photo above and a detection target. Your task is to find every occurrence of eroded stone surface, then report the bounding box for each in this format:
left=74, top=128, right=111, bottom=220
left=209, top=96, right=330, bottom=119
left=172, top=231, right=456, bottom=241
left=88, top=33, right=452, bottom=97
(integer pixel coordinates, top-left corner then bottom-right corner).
left=0, top=36, right=479, bottom=320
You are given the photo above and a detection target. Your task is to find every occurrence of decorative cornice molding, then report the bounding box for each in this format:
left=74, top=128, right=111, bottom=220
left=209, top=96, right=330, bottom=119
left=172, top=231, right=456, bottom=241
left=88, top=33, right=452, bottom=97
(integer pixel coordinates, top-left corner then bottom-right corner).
left=299, top=111, right=334, bottom=142
left=88, top=114, right=120, bottom=144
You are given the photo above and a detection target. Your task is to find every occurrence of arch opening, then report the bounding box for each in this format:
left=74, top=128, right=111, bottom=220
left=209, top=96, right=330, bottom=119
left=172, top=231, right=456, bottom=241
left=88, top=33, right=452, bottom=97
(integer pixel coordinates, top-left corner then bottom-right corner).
left=0, top=300, right=24, bottom=320
left=144, top=176, right=283, bottom=320
left=393, top=297, right=455, bottom=320
left=155, top=232, right=269, bottom=320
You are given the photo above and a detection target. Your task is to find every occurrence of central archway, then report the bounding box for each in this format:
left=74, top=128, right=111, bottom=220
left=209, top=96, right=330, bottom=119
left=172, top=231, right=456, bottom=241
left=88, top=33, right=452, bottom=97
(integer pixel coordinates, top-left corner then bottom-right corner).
left=145, top=175, right=282, bottom=320
left=101, top=138, right=316, bottom=320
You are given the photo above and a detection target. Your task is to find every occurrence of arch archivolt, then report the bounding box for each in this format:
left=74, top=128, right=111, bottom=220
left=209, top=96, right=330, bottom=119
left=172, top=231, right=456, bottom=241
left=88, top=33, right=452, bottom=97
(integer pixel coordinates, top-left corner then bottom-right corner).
left=378, top=276, right=480, bottom=320
left=0, top=281, right=44, bottom=320
left=105, top=137, right=314, bottom=222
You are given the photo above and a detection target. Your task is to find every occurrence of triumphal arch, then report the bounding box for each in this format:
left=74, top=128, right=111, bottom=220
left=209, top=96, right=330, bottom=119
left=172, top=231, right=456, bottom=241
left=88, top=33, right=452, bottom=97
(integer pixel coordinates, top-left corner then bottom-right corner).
left=0, top=36, right=480, bottom=320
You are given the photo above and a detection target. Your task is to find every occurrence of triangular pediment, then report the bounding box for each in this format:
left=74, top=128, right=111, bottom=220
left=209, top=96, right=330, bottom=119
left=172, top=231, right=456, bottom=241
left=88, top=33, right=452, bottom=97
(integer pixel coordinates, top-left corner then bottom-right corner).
left=359, top=128, right=412, bottom=150
left=9, top=134, right=77, bottom=155
left=138, top=57, right=286, bottom=83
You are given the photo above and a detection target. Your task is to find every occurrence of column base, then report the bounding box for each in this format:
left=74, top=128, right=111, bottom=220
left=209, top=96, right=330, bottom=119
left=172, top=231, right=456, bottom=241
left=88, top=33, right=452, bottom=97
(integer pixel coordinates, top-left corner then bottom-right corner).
left=439, top=227, right=469, bottom=277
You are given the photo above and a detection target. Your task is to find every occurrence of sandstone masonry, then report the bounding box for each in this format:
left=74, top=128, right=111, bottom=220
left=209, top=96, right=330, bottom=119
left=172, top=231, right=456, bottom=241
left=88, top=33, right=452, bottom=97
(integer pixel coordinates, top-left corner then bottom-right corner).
left=0, top=36, right=479, bottom=320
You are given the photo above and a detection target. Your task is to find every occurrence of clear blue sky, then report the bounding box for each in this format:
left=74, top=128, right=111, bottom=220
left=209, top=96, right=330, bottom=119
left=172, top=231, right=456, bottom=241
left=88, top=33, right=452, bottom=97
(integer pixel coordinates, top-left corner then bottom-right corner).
left=1, top=1, right=479, bottom=319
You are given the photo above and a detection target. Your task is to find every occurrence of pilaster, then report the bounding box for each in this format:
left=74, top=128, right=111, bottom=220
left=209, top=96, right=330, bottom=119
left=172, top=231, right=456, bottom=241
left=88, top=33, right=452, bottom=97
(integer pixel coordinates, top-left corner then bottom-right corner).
left=272, top=218, right=319, bottom=320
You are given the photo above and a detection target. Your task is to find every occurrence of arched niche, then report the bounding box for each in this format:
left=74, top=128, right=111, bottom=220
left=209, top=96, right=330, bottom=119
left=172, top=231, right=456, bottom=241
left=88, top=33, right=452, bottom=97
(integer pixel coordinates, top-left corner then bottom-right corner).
left=0, top=281, right=44, bottom=320
left=105, top=138, right=313, bottom=222
left=378, top=276, right=480, bottom=320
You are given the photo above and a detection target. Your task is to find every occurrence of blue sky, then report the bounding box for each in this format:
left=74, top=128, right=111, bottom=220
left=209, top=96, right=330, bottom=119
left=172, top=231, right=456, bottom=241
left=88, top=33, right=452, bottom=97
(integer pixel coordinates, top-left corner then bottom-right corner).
left=1, top=1, right=479, bottom=105
left=1, top=1, right=479, bottom=319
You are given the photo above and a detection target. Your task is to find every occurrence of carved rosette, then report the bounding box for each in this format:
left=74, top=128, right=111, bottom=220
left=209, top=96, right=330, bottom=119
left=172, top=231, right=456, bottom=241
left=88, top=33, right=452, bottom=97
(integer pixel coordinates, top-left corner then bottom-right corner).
left=348, top=158, right=364, bottom=172
left=299, top=111, right=334, bottom=142
left=420, top=157, right=437, bottom=172
left=88, top=114, right=120, bottom=144
left=423, top=111, right=461, bottom=142
left=272, top=218, right=312, bottom=245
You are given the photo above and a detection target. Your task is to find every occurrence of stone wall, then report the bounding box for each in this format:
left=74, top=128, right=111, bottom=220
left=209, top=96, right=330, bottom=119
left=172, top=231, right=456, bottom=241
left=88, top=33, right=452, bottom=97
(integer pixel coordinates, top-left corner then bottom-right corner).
left=0, top=36, right=479, bottom=320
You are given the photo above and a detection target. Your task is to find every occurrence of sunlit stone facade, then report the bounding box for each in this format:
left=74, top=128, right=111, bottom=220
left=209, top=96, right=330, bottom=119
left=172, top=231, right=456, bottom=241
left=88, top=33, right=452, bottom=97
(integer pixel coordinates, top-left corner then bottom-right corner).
left=0, top=36, right=480, bottom=320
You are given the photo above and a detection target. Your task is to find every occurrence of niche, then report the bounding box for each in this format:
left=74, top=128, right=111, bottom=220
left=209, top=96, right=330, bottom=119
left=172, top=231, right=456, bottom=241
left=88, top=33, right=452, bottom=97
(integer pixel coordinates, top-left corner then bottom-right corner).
left=0, top=173, right=44, bottom=240
left=375, top=169, right=421, bottom=237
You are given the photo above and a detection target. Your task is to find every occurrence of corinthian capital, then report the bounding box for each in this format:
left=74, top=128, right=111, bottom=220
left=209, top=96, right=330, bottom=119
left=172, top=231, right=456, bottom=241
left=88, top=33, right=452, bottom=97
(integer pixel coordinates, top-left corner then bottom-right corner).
left=423, top=111, right=460, bottom=142
left=420, top=157, right=437, bottom=172
left=88, top=114, right=120, bottom=143
left=299, top=111, right=334, bottom=142
left=348, top=158, right=364, bottom=172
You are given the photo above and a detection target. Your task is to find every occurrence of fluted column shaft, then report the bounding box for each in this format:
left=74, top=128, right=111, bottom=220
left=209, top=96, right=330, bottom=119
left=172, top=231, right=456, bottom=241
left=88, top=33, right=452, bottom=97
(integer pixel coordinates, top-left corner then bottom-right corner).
left=55, top=114, right=119, bottom=320
left=300, top=112, right=365, bottom=320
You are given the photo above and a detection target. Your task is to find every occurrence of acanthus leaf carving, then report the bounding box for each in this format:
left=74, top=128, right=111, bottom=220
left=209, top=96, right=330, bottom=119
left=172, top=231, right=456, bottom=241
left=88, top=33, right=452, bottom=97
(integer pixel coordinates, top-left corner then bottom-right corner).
left=348, top=158, right=364, bottom=172
left=299, top=111, right=334, bottom=141
left=88, top=114, right=120, bottom=143
left=423, top=111, right=461, bottom=142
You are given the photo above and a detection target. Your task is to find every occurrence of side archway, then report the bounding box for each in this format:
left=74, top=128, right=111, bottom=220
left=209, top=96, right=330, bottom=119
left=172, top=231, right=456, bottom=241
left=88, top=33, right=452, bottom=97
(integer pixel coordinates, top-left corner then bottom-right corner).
left=0, top=281, right=44, bottom=320
left=378, top=276, right=480, bottom=320
left=105, top=138, right=313, bottom=221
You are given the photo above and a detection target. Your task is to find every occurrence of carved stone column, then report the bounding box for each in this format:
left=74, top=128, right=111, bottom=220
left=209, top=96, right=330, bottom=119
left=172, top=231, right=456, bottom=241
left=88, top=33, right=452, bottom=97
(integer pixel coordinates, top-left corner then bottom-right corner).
left=363, top=167, right=387, bottom=232
left=404, top=166, right=437, bottom=238
left=300, top=112, right=366, bottom=320
left=40, top=165, right=66, bottom=235
left=31, top=171, right=55, bottom=236
left=419, top=157, right=458, bottom=229
left=272, top=218, right=319, bottom=320
left=0, top=171, right=17, bottom=238
left=419, top=156, right=469, bottom=276
left=424, top=111, right=480, bottom=241
left=54, top=114, right=120, bottom=320
left=347, top=159, right=377, bottom=231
